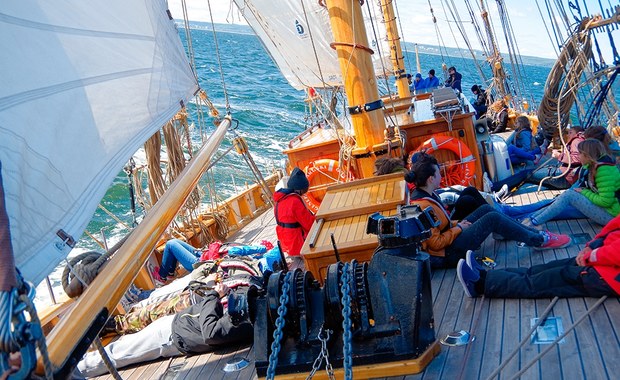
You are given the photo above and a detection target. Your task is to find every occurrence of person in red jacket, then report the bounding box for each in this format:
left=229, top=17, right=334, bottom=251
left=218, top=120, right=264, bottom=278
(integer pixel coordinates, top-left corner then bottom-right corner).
left=273, top=167, right=316, bottom=269
left=457, top=213, right=620, bottom=298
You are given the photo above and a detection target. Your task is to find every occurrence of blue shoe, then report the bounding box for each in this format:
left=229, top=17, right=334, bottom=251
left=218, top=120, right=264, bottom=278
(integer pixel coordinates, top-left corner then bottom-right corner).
left=465, top=250, right=484, bottom=279
left=457, top=259, right=480, bottom=298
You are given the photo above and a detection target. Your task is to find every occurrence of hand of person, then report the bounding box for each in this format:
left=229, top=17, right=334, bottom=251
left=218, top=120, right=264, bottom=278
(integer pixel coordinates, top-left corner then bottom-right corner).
left=214, top=283, right=229, bottom=298
left=552, top=149, right=561, bottom=159
left=575, top=246, right=592, bottom=266
left=458, top=220, right=472, bottom=230
left=0, top=352, right=21, bottom=380
left=574, top=188, right=582, bottom=193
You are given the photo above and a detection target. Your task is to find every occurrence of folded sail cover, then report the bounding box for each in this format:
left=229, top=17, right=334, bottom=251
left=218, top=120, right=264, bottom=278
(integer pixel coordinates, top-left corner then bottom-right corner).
left=0, top=0, right=199, bottom=285
left=233, top=0, right=392, bottom=90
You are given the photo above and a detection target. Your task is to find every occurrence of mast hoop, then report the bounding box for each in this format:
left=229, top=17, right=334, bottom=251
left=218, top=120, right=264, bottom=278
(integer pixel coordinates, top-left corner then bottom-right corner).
left=329, top=42, right=374, bottom=55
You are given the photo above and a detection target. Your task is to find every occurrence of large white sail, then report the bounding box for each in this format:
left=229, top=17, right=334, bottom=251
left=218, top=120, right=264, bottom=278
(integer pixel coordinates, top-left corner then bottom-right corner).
left=0, top=0, right=199, bottom=285
left=233, top=0, right=391, bottom=90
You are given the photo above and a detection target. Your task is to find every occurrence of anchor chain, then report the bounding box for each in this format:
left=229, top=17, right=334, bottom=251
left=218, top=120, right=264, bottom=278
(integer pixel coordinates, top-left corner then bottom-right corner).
left=266, top=271, right=292, bottom=380
left=341, top=263, right=353, bottom=380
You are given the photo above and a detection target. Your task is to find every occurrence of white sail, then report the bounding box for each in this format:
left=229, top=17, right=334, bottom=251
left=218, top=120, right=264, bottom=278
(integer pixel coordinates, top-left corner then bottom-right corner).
left=0, top=0, right=199, bottom=285
left=233, top=0, right=391, bottom=90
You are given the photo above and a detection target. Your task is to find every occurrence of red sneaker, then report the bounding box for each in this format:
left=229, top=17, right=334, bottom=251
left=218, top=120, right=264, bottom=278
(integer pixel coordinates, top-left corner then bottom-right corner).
left=150, top=265, right=168, bottom=287
left=535, top=231, right=571, bottom=250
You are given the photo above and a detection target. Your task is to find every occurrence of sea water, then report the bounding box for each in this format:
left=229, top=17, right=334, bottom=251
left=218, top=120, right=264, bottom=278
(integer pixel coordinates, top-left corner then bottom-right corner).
left=32, top=25, right=572, bottom=308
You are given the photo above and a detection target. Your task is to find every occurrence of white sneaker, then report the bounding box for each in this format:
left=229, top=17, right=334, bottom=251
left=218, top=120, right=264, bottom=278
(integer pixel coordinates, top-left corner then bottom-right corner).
left=494, top=184, right=509, bottom=202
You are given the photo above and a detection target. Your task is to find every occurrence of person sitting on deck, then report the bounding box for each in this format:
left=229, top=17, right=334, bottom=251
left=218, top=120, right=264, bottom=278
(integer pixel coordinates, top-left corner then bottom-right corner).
left=470, top=85, right=488, bottom=119
left=374, top=156, right=407, bottom=176
left=584, top=125, right=620, bottom=166
left=425, top=69, right=441, bottom=91
left=78, top=273, right=261, bottom=377
left=527, top=125, right=585, bottom=190
left=406, top=153, right=571, bottom=268
left=458, top=212, right=620, bottom=298
left=521, top=138, right=620, bottom=229
left=444, top=66, right=462, bottom=93
left=273, top=167, right=316, bottom=270
left=489, top=100, right=509, bottom=134
left=412, top=72, right=426, bottom=92
left=507, top=116, right=542, bottom=167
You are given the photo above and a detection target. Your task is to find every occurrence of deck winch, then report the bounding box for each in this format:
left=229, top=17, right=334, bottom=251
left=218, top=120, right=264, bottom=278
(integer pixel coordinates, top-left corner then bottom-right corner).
left=255, top=205, right=440, bottom=378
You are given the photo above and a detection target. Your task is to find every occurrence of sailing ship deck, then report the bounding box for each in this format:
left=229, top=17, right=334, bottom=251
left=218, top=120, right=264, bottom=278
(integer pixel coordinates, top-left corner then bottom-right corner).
left=90, top=189, right=620, bottom=380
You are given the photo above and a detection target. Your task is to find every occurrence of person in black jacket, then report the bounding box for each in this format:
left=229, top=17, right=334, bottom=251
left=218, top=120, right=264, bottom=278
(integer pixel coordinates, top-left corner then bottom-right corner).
left=78, top=277, right=258, bottom=377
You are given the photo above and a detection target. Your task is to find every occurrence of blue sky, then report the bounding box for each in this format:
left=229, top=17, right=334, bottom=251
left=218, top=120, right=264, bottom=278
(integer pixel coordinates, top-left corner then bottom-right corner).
left=168, top=0, right=617, bottom=61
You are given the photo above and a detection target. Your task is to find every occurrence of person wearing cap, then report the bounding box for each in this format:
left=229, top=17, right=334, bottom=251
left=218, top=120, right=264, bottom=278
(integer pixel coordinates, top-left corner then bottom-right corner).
left=412, top=73, right=426, bottom=92
left=425, top=69, right=440, bottom=90
left=273, top=167, right=316, bottom=269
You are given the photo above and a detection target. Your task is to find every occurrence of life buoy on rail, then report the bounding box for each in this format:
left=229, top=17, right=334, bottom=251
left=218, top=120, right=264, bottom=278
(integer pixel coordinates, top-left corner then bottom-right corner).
left=302, top=159, right=355, bottom=213
left=416, top=135, right=476, bottom=187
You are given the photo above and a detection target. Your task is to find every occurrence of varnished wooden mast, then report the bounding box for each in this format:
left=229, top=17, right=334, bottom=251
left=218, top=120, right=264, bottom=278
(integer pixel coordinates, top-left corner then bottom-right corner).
left=38, top=116, right=232, bottom=375
left=380, top=0, right=411, bottom=99
left=325, top=0, right=389, bottom=178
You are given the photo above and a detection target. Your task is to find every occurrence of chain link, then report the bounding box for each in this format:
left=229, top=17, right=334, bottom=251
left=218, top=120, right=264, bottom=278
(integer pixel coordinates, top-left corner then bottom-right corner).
left=305, top=326, right=335, bottom=380
left=266, top=272, right=292, bottom=380
left=341, top=263, right=353, bottom=380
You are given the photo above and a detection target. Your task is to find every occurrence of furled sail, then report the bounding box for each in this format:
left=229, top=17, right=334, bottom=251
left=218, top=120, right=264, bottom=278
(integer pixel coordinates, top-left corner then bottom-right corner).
left=0, top=0, right=199, bottom=285
left=233, top=0, right=391, bottom=90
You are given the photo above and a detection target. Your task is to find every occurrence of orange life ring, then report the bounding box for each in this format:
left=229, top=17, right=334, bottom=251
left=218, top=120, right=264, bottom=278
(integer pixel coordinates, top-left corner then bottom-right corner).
left=416, top=135, right=476, bottom=187
left=302, top=159, right=355, bottom=213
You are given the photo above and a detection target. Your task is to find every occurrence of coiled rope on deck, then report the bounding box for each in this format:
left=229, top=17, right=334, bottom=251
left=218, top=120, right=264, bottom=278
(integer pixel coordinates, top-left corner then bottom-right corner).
left=61, top=233, right=131, bottom=298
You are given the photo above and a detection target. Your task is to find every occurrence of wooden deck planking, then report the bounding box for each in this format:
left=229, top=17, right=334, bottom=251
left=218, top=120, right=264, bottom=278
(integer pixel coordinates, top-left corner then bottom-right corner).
left=86, top=189, right=620, bottom=380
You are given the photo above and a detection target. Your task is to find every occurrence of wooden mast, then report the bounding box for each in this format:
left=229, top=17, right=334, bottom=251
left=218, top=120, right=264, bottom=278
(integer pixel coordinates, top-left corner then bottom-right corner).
left=380, top=0, right=411, bottom=100
left=325, top=0, right=389, bottom=178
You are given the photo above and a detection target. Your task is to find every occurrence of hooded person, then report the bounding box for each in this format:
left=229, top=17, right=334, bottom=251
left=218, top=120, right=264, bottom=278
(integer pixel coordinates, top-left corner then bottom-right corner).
left=470, top=85, right=488, bottom=119
left=273, top=167, right=316, bottom=269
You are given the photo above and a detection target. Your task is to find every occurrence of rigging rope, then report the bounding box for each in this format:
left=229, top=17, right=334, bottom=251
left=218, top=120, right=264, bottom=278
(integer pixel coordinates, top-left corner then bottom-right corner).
left=206, top=0, right=231, bottom=114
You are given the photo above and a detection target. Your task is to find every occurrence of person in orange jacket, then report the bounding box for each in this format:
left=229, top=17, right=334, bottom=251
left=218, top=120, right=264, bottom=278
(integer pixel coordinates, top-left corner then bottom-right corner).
left=273, top=168, right=316, bottom=269
left=458, top=213, right=620, bottom=298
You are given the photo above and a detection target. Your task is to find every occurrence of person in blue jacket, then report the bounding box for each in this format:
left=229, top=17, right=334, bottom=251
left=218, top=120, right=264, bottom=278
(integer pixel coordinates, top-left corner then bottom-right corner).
left=425, top=69, right=440, bottom=90
left=507, top=116, right=542, bottom=166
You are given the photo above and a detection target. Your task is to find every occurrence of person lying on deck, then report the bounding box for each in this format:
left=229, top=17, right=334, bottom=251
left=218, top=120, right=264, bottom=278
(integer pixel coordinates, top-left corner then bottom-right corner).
left=78, top=274, right=261, bottom=377
left=406, top=153, right=571, bottom=268
left=152, top=239, right=270, bottom=286
left=521, top=138, right=620, bottom=229
left=105, top=258, right=265, bottom=336
left=458, top=212, right=620, bottom=298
